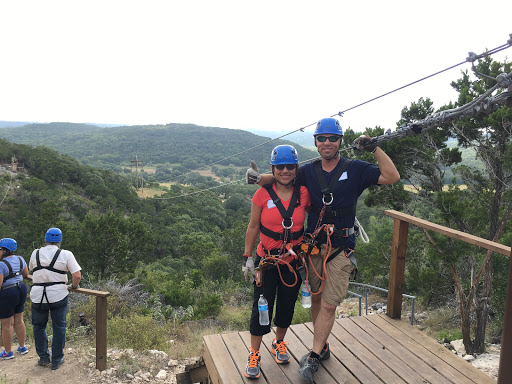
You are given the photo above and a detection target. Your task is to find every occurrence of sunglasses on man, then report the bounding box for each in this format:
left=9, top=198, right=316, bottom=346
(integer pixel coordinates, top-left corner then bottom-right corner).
left=316, top=135, right=340, bottom=143
left=274, top=164, right=297, bottom=171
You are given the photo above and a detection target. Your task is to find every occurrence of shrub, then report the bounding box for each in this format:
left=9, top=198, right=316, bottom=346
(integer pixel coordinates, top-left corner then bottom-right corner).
left=108, top=313, right=171, bottom=351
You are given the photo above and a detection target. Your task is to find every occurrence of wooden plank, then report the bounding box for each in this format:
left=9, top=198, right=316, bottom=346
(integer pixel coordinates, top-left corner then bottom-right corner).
left=221, top=332, right=254, bottom=384
left=96, top=296, right=107, bottom=371
left=350, top=316, right=451, bottom=383
left=260, top=330, right=304, bottom=384
left=330, top=320, right=407, bottom=383
left=337, top=317, right=423, bottom=382
left=384, top=210, right=511, bottom=256
left=387, top=217, right=409, bottom=319
left=288, top=323, right=341, bottom=383
left=204, top=333, right=243, bottom=384
left=303, top=322, right=381, bottom=383
left=374, top=315, right=496, bottom=384
left=497, top=244, right=512, bottom=383
left=239, top=331, right=291, bottom=383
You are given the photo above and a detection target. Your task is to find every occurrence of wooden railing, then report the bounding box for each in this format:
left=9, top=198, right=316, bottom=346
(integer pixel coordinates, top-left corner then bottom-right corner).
left=384, top=209, right=512, bottom=384
left=24, top=276, right=111, bottom=371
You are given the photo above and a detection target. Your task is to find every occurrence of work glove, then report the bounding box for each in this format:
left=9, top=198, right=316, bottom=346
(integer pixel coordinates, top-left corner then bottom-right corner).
left=242, top=256, right=256, bottom=282
left=246, top=161, right=261, bottom=184
left=353, top=135, right=378, bottom=153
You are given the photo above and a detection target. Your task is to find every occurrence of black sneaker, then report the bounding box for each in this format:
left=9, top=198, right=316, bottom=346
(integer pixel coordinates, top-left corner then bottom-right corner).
left=245, top=348, right=261, bottom=379
left=271, top=339, right=290, bottom=364
left=38, top=357, right=51, bottom=367
left=299, top=353, right=319, bottom=384
left=319, top=342, right=330, bottom=361
left=300, top=342, right=330, bottom=366
left=51, top=357, right=64, bottom=370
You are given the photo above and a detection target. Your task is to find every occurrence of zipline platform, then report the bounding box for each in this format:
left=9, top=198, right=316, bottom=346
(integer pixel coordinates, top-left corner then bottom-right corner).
left=202, top=314, right=496, bottom=384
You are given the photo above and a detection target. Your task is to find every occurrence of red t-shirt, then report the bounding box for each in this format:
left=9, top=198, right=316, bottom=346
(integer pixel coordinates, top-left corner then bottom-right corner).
left=252, top=184, right=310, bottom=258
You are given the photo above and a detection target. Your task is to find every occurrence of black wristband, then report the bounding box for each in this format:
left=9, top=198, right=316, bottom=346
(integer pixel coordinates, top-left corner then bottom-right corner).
left=71, top=285, right=78, bottom=289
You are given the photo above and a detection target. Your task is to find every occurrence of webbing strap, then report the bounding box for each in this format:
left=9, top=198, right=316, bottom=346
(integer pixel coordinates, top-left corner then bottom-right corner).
left=313, top=159, right=351, bottom=196
left=259, top=224, right=304, bottom=241
left=33, top=249, right=66, bottom=275
left=264, top=184, right=300, bottom=228
left=0, top=256, right=23, bottom=282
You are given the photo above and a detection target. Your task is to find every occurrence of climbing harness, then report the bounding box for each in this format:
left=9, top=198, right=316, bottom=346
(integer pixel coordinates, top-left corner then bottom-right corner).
left=32, top=249, right=67, bottom=305
left=0, top=256, right=24, bottom=290
left=255, top=184, right=303, bottom=288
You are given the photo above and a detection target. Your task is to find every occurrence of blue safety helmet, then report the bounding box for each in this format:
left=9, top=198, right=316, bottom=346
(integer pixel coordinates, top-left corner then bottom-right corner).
left=270, top=145, right=299, bottom=165
left=314, top=118, right=343, bottom=137
left=45, top=227, right=62, bottom=243
left=0, top=238, right=17, bottom=252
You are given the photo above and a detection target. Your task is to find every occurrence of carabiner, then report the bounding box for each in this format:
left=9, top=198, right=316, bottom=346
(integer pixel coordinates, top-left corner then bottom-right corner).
left=282, top=218, right=293, bottom=229
left=322, top=193, right=333, bottom=206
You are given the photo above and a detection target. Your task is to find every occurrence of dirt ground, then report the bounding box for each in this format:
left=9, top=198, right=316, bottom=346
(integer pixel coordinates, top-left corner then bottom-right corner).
left=0, top=347, right=90, bottom=384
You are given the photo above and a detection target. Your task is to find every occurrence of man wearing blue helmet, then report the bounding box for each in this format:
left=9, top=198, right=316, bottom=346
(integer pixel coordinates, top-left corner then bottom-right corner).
left=29, top=227, right=82, bottom=370
left=247, top=118, right=400, bottom=383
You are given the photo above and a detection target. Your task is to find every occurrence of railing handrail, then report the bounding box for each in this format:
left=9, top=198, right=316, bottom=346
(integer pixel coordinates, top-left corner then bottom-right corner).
left=23, top=274, right=109, bottom=370
left=384, top=209, right=512, bottom=383
left=349, top=282, right=416, bottom=325
left=385, top=210, right=511, bottom=256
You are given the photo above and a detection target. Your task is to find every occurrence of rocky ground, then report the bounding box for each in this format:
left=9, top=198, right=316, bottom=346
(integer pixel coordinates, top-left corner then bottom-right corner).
left=1, top=298, right=500, bottom=383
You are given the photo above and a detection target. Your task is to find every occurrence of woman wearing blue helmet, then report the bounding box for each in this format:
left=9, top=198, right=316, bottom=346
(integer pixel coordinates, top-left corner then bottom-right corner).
left=242, top=145, right=311, bottom=379
left=0, top=238, right=29, bottom=360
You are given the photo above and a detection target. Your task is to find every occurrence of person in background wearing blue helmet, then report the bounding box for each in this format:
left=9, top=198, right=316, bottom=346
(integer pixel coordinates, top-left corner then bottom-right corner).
left=247, top=118, right=400, bottom=383
left=29, top=227, right=81, bottom=370
left=242, top=145, right=311, bottom=379
left=0, top=238, right=29, bottom=360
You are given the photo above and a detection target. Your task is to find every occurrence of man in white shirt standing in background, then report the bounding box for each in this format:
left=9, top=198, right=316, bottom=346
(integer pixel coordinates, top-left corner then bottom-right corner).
left=29, top=227, right=81, bottom=370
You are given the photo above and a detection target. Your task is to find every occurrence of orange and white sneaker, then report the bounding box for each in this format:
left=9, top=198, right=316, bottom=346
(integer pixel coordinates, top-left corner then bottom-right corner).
left=270, top=339, right=290, bottom=364
left=245, top=347, right=261, bottom=379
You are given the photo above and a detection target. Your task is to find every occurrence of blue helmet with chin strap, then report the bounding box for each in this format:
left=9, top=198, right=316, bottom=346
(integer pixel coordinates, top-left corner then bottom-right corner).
left=314, top=118, right=343, bottom=137
left=0, top=238, right=17, bottom=252
left=270, top=145, right=299, bottom=165
left=45, top=227, right=62, bottom=243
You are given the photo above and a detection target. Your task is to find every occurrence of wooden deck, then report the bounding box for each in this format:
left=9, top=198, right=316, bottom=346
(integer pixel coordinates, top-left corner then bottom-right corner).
left=203, top=314, right=496, bottom=384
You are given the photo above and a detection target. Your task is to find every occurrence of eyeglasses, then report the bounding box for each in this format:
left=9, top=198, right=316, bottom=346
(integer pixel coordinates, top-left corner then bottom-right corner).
left=274, top=164, right=297, bottom=171
left=316, top=135, right=340, bottom=143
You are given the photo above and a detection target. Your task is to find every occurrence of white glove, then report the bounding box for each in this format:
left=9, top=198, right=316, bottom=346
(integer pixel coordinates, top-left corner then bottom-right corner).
left=246, top=161, right=261, bottom=185
left=242, top=256, right=256, bottom=282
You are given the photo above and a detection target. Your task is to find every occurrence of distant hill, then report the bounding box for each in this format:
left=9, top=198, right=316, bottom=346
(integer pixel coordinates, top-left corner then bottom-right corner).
left=0, top=122, right=318, bottom=171
left=0, top=121, right=32, bottom=128
left=246, top=128, right=316, bottom=149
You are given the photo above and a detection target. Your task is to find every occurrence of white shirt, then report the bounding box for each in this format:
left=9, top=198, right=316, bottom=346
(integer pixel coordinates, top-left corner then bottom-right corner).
left=29, top=245, right=81, bottom=304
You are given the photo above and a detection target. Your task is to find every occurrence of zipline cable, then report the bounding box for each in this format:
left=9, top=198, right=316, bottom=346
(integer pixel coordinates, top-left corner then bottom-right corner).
left=152, top=35, right=512, bottom=200
left=163, top=37, right=512, bottom=185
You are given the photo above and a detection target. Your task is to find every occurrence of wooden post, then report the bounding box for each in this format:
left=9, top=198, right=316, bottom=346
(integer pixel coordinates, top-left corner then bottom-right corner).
left=497, top=245, right=512, bottom=383
left=96, top=296, right=108, bottom=371
left=387, top=218, right=409, bottom=319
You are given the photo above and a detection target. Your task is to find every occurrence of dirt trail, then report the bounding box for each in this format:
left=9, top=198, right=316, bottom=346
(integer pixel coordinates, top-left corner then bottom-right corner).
left=0, top=347, right=91, bottom=384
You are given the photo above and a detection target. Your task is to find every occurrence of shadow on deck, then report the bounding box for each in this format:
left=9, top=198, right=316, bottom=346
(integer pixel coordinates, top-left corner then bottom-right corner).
left=200, top=314, right=495, bottom=384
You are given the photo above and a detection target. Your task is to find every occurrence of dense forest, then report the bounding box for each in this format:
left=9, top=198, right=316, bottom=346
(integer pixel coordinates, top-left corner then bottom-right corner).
left=0, top=122, right=318, bottom=173
left=0, top=57, right=510, bottom=356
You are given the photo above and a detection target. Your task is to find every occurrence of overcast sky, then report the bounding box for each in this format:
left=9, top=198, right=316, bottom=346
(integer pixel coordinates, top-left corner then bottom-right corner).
left=1, top=0, right=510, bottom=135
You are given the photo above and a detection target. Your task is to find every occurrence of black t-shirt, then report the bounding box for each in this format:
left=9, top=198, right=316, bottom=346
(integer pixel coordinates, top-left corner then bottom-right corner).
left=297, top=156, right=381, bottom=249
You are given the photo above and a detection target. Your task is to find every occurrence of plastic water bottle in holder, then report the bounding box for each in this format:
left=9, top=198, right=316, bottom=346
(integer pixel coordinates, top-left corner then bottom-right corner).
left=301, top=281, right=311, bottom=308
left=258, top=294, right=270, bottom=325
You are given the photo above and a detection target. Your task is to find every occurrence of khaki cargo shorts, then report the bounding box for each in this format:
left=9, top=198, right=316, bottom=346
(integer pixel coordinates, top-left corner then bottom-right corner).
left=307, top=245, right=355, bottom=307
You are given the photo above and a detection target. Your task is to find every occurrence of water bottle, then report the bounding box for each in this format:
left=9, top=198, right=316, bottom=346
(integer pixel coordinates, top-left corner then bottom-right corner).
left=258, top=294, right=270, bottom=325
left=301, top=281, right=311, bottom=308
